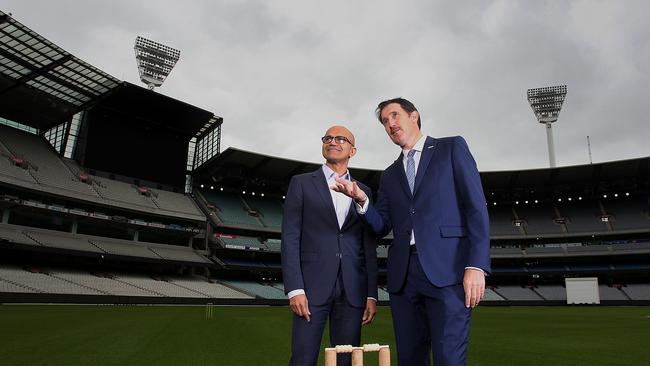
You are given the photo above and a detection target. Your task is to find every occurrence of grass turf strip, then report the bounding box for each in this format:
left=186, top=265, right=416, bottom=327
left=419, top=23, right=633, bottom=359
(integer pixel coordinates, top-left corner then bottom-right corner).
left=0, top=305, right=648, bottom=365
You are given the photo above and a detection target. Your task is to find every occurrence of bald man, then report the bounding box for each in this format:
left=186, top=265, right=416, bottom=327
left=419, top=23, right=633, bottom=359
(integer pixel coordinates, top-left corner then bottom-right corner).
left=281, top=126, right=378, bottom=366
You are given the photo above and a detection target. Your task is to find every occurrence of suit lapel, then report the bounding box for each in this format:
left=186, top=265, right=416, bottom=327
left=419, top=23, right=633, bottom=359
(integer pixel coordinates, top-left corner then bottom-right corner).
left=310, top=168, right=340, bottom=229
left=340, top=199, right=356, bottom=232
left=339, top=178, right=361, bottom=231
left=413, top=136, right=437, bottom=195
left=392, top=154, right=413, bottom=198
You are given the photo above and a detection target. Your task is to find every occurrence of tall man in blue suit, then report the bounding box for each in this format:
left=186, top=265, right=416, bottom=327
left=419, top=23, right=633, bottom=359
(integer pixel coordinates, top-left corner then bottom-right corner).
left=334, top=98, right=491, bottom=366
left=282, top=125, right=378, bottom=366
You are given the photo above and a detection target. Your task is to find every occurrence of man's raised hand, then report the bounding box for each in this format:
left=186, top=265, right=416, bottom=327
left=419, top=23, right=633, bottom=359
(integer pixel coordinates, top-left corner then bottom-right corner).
left=332, top=177, right=368, bottom=204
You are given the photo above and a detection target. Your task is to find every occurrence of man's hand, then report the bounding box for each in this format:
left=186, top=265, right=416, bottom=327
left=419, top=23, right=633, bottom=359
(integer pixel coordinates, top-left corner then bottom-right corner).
left=463, top=268, right=485, bottom=308
left=289, top=294, right=311, bottom=322
left=361, top=299, right=377, bottom=325
left=332, top=177, right=368, bottom=204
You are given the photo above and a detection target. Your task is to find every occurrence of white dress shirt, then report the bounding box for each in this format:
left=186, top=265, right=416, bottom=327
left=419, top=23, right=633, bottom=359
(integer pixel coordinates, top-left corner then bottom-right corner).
left=323, top=164, right=352, bottom=229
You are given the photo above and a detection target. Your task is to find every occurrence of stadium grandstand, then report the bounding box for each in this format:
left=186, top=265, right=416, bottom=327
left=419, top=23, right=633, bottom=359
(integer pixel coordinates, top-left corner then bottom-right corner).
left=1, top=9, right=649, bottom=306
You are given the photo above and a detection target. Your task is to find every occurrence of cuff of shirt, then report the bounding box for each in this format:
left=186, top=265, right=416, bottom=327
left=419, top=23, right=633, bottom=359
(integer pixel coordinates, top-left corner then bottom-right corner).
left=367, top=297, right=377, bottom=302
left=465, top=266, right=485, bottom=275
left=355, top=198, right=369, bottom=214
left=287, top=289, right=305, bottom=299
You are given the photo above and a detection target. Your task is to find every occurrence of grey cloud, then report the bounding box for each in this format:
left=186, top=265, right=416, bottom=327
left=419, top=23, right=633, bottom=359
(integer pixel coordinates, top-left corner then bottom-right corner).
left=4, top=0, right=650, bottom=172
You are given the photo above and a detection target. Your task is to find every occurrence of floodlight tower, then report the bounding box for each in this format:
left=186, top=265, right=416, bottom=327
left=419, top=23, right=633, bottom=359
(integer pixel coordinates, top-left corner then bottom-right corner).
left=527, top=85, right=567, bottom=168
left=134, top=36, right=180, bottom=90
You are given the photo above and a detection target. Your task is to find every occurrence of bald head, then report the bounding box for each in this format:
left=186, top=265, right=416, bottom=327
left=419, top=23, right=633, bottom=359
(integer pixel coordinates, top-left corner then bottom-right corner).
left=322, top=125, right=357, bottom=167
left=325, top=125, right=355, bottom=146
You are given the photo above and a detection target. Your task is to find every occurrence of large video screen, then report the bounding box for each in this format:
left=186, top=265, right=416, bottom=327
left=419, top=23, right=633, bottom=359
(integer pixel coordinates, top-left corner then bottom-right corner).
left=81, top=108, right=188, bottom=188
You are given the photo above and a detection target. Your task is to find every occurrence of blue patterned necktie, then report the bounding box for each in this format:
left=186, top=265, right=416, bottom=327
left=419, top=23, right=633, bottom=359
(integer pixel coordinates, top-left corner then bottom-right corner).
left=406, top=149, right=416, bottom=193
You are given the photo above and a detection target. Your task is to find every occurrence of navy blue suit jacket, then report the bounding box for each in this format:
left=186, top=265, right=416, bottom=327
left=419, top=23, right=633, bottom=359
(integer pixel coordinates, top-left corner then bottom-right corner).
left=281, top=168, right=378, bottom=307
left=363, top=136, right=491, bottom=292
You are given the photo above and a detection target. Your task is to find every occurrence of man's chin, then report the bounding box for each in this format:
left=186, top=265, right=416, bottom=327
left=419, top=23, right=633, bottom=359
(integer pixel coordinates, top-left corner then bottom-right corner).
left=325, top=156, right=348, bottom=163
left=389, top=137, right=403, bottom=147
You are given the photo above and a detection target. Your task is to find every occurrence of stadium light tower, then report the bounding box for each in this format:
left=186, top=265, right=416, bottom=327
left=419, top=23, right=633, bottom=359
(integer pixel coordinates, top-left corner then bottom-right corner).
left=527, top=85, right=567, bottom=168
left=134, top=36, right=180, bottom=90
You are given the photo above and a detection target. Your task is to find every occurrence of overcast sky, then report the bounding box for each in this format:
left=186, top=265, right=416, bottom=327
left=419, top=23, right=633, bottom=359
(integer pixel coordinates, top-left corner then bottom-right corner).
left=4, top=1, right=650, bottom=172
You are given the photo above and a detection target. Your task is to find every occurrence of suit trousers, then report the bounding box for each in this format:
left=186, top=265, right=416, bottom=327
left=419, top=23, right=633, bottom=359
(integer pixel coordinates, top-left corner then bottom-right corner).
left=289, top=272, right=364, bottom=366
left=389, top=252, right=471, bottom=366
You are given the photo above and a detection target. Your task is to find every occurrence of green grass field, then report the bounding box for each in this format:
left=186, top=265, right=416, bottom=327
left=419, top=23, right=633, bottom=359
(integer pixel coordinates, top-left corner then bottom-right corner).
left=0, top=305, right=648, bottom=365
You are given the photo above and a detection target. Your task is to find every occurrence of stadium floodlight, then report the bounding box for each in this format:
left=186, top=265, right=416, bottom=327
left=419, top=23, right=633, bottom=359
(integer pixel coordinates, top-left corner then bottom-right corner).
left=134, top=36, right=180, bottom=90
left=527, top=85, right=567, bottom=168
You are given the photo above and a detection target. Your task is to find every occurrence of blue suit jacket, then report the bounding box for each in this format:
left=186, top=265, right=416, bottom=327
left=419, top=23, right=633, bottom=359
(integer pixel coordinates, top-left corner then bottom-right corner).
left=281, top=168, right=378, bottom=307
left=364, top=136, right=491, bottom=292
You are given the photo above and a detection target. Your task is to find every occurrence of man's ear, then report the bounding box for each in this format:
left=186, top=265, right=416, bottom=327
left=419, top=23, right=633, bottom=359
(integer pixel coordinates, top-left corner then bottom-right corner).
left=349, top=146, right=357, bottom=158
left=410, top=110, right=420, bottom=124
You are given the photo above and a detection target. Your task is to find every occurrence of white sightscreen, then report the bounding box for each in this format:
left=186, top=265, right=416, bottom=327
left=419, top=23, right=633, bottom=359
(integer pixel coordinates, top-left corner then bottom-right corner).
left=565, top=277, right=600, bottom=304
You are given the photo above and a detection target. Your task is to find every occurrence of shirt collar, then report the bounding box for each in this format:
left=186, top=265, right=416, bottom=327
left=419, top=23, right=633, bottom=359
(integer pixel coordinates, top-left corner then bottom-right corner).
left=402, top=135, right=425, bottom=156
left=322, top=164, right=350, bottom=180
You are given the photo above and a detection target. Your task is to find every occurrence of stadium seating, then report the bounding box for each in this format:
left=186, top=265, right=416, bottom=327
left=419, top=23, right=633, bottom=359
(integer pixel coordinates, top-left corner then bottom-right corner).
left=559, top=201, right=609, bottom=233
left=492, top=285, right=544, bottom=301
left=0, top=277, right=34, bottom=293
left=566, top=245, right=610, bottom=254
left=0, top=141, right=38, bottom=184
left=0, top=125, right=205, bottom=221
left=378, top=287, right=390, bottom=301
left=598, top=285, right=629, bottom=300
left=482, top=288, right=505, bottom=301
left=221, top=280, right=286, bottom=299
left=0, top=266, right=103, bottom=295
left=265, top=238, right=282, bottom=251
left=89, top=238, right=161, bottom=259
left=169, top=278, right=253, bottom=299
left=515, top=204, right=565, bottom=235
left=620, top=284, right=650, bottom=300
left=0, top=265, right=253, bottom=299
left=489, top=246, right=523, bottom=257
left=151, top=189, right=204, bottom=217
left=489, top=205, right=521, bottom=237
left=611, top=242, right=650, bottom=252
left=218, top=236, right=266, bottom=250
left=117, top=274, right=206, bottom=297
left=148, top=245, right=211, bottom=263
left=0, top=124, right=99, bottom=197
left=525, top=246, right=565, bottom=256
left=2, top=119, right=649, bottom=305
left=0, top=266, right=40, bottom=293
left=0, top=124, right=205, bottom=221
left=0, top=224, right=39, bottom=246
left=202, top=190, right=263, bottom=227
left=243, top=196, right=284, bottom=228
left=534, top=285, right=567, bottom=300
left=603, top=199, right=650, bottom=231
left=25, top=229, right=104, bottom=253
left=0, top=223, right=210, bottom=264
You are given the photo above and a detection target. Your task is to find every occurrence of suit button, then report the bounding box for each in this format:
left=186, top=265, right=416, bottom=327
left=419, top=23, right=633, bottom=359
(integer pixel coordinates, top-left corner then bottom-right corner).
left=339, top=234, right=343, bottom=238
left=411, top=209, right=415, bottom=215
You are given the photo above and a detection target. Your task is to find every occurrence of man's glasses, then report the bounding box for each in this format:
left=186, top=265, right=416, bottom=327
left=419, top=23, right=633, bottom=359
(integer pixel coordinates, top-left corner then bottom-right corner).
left=321, top=135, right=354, bottom=146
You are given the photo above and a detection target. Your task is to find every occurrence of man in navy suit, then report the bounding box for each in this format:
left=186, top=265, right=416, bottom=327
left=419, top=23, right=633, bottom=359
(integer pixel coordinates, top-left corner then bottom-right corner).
left=282, top=125, right=378, bottom=366
left=334, top=98, right=490, bottom=366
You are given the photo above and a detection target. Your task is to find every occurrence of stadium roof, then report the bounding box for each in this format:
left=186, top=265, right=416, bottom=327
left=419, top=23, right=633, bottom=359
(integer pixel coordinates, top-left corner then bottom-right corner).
left=193, top=147, right=331, bottom=191
left=194, top=147, right=650, bottom=200
left=0, top=10, right=121, bottom=130
left=481, top=156, right=650, bottom=198
left=93, top=81, right=220, bottom=139
left=192, top=147, right=383, bottom=192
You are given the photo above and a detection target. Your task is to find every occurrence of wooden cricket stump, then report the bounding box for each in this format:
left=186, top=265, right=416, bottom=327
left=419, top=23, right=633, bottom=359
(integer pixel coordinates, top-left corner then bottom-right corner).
left=324, top=344, right=390, bottom=366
